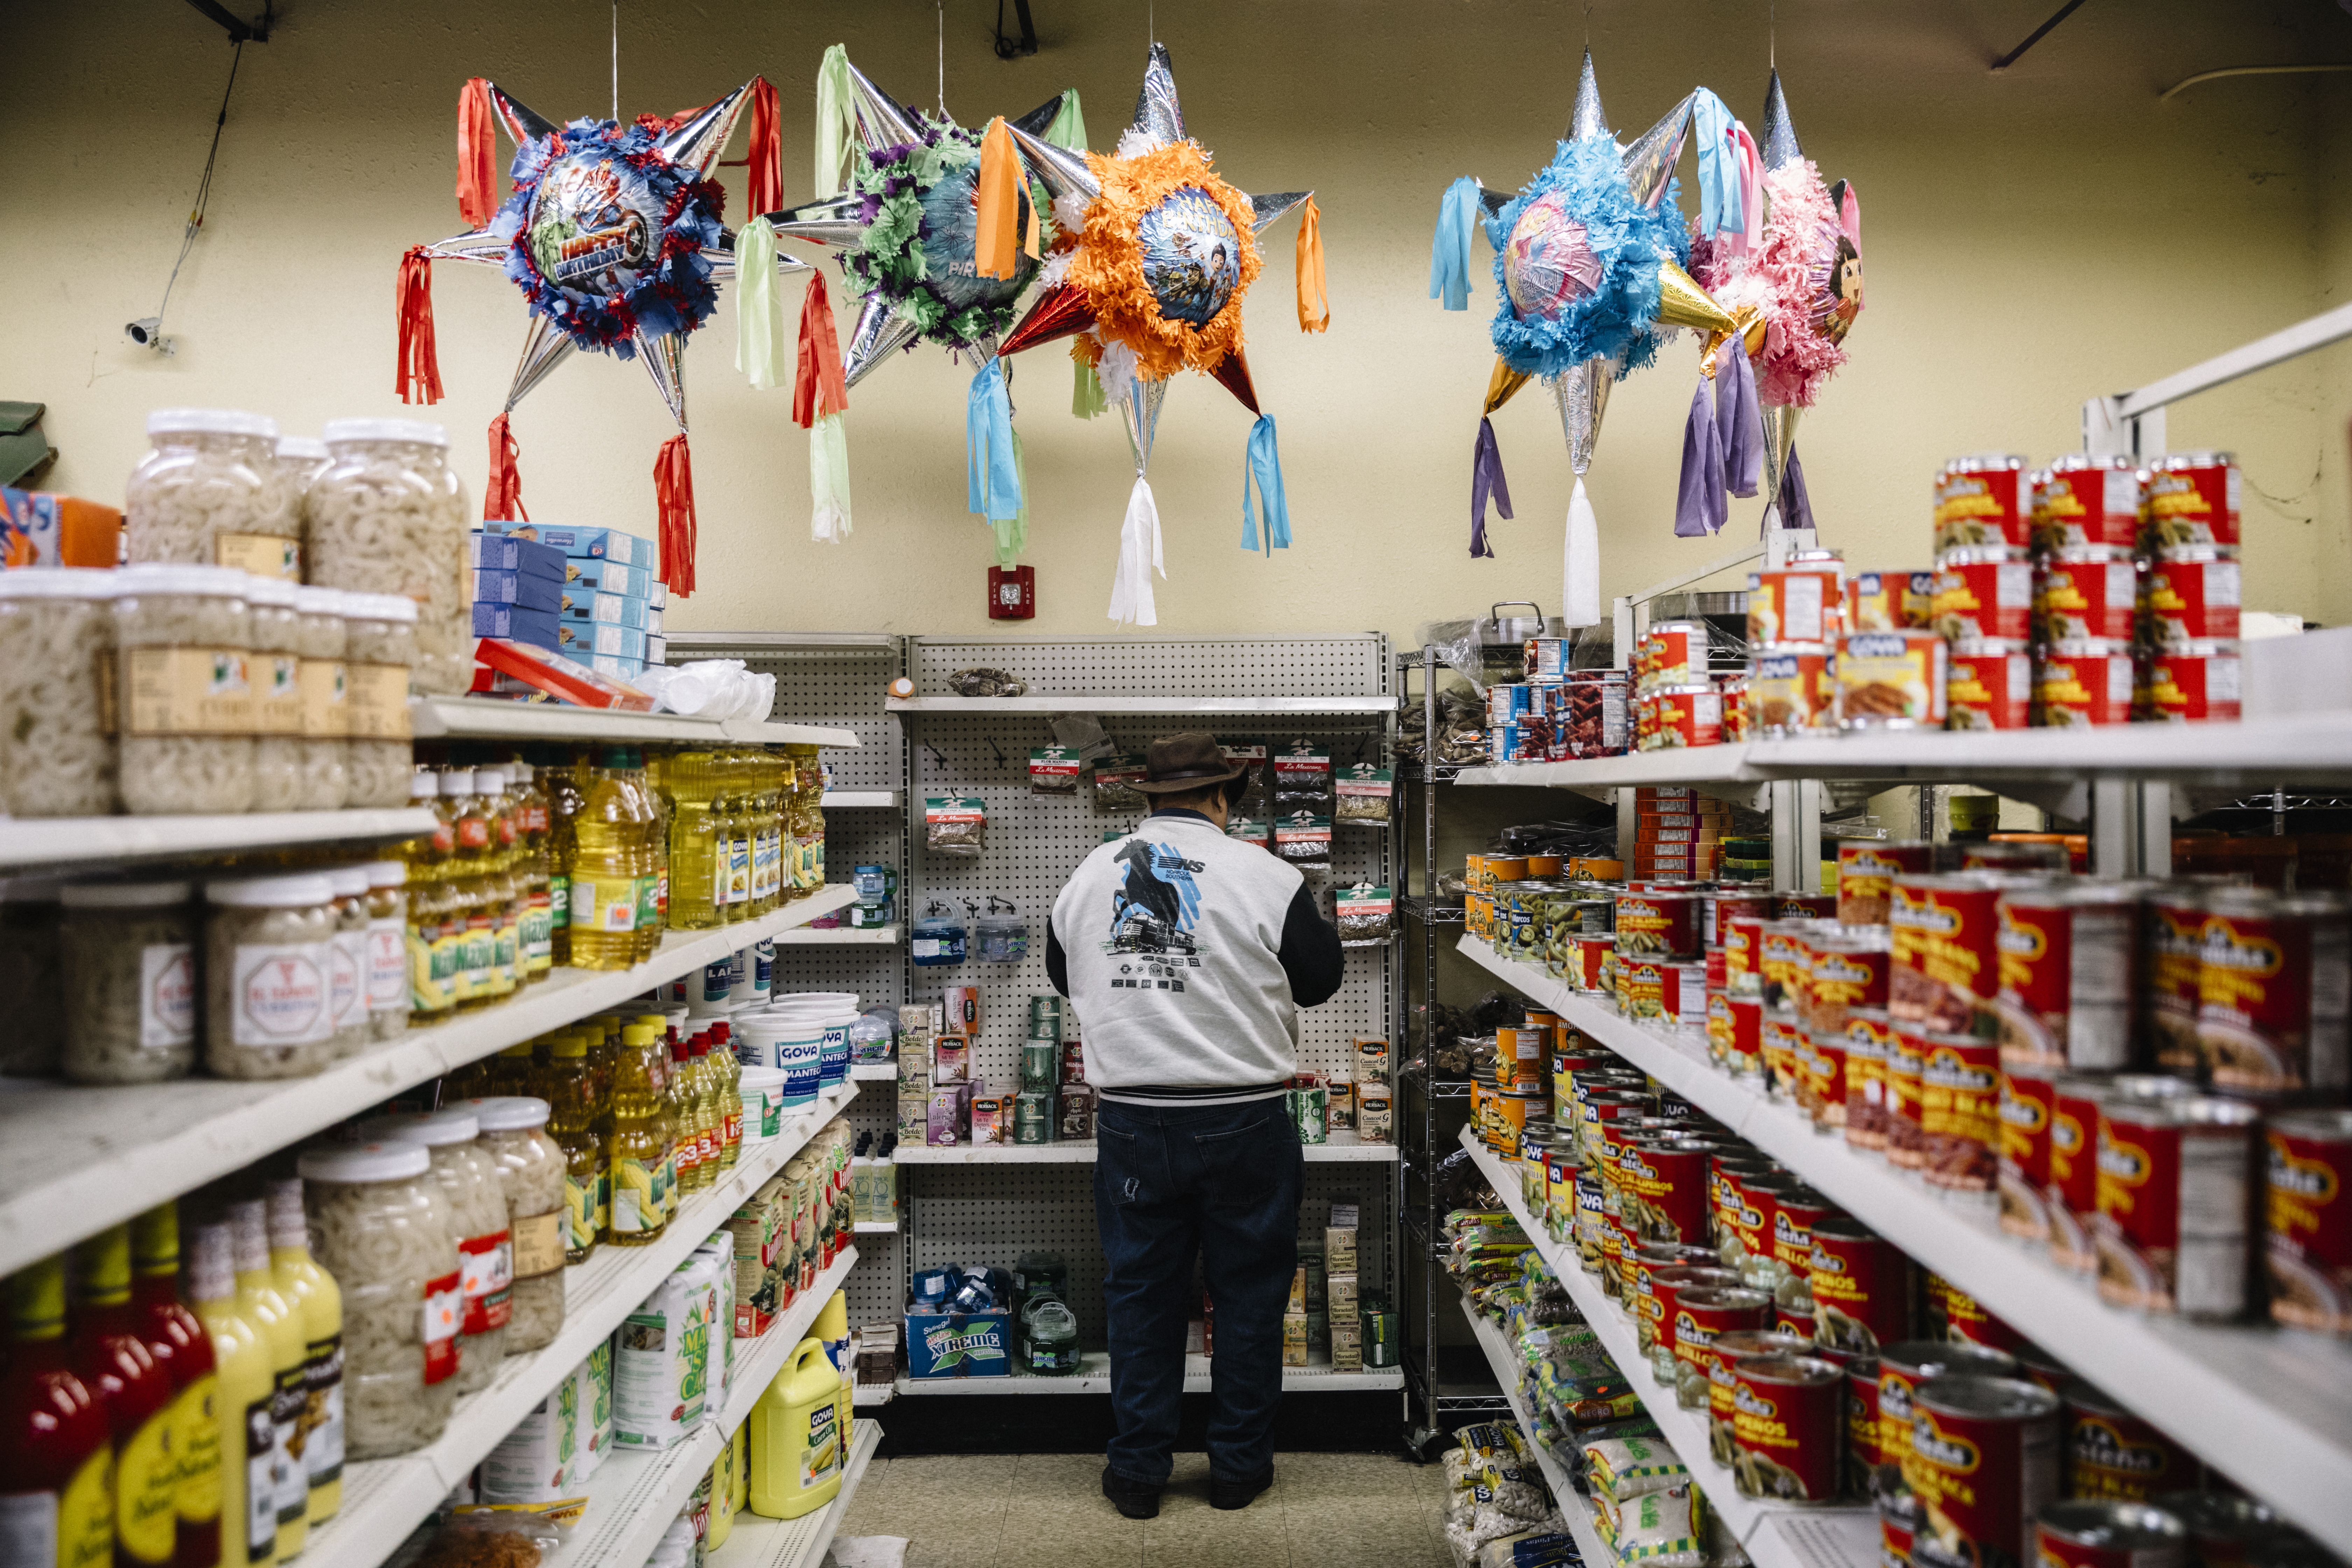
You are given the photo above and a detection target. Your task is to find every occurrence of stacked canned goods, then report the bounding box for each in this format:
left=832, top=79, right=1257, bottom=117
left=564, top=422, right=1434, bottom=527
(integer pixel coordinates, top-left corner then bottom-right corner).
left=1519, top=637, right=1632, bottom=760
left=1634, top=619, right=1732, bottom=751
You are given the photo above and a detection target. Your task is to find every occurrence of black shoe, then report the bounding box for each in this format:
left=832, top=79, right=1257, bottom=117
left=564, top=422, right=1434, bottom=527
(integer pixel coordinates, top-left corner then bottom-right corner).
left=1102, top=1465, right=1162, bottom=1520
left=1210, top=1465, right=1275, bottom=1510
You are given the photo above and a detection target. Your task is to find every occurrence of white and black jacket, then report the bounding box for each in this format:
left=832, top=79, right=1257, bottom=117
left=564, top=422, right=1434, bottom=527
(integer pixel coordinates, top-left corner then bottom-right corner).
left=1045, top=809, right=1344, bottom=1106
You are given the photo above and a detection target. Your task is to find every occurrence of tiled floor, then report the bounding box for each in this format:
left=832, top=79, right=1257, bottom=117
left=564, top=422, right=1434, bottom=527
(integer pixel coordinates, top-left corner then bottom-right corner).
left=831, top=1450, right=1453, bottom=1566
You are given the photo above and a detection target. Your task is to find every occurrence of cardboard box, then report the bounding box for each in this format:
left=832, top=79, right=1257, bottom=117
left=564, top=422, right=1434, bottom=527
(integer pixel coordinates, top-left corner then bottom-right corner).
left=645, top=633, right=666, bottom=666
left=472, top=567, right=562, bottom=612
left=904, top=1306, right=1010, bottom=1379
left=897, top=1043, right=931, bottom=1086
left=470, top=602, right=561, bottom=644
left=558, top=621, right=647, bottom=660
left=588, top=653, right=644, bottom=682
left=564, top=558, right=650, bottom=597
left=932, top=1034, right=970, bottom=1085
left=1281, top=1312, right=1308, bottom=1367
left=559, top=588, right=649, bottom=628
left=470, top=530, right=566, bottom=579
left=1325, top=1226, right=1358, bottom=1275
left=1286, top=1268, right=1307, bottom=1313
left=1328, top=1271, right=1360, bottom=1313
left=1307, top=1311, right=1328, bottom=1349
left=1301, top=1250, right=1326, bottom=1312
left=645, top=605, right=664, bottom=635
left=896, top=1091, right=929, bottom=1140
left=925, top=1084, right=969, bottom=1147
left=1329, top=1321, right=1363, bottom=1371
left=524, top=525, right=651, bottom=565
left=970, top=1094, right=1007, bottom=1145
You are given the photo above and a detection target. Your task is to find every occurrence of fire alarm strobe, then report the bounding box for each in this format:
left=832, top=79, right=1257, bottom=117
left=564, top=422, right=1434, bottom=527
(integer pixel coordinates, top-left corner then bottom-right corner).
left=988, top=565, right=1036, bottom=620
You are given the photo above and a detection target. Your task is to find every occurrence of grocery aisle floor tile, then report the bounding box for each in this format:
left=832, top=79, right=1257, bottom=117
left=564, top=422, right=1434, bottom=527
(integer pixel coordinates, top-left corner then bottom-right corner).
left=829, top=1450, right=1450, bottom=1566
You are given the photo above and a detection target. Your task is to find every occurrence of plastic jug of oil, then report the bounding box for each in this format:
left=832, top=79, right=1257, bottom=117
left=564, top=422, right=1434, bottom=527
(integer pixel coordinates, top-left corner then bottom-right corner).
left=746, top=1338, right=841, bottom=1519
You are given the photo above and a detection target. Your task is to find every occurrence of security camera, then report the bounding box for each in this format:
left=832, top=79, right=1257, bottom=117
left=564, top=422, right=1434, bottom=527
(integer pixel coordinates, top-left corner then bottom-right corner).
left=125, top=317, right=175, bottom=355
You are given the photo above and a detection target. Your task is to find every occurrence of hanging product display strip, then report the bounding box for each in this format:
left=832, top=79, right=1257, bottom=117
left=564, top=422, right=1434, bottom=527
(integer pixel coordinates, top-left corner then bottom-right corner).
left=1455, top=932, right=2352, bottom=1557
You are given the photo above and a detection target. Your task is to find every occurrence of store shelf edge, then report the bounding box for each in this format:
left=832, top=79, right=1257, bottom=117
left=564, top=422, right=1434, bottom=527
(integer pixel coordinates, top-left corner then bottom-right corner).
left=886, top=694, right=1395, bottom=715
left=0, top=807, right=440, bottom=875
left=710, top=1419, right=883, bottom=1568
left=1461, top=1300, right=1620, bottom=1568
left=1457, top=934, right=2352, bottom=1558
left=0, top=885, right=857, bottom=1276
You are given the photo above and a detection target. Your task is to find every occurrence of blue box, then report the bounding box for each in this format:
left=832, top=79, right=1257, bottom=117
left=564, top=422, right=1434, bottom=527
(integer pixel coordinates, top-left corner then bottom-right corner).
left=588, top=652, right=645, bottom=682
left=645, top=633, right=666, bottom=665
left=904, top=1307, right=1012, bottom=1379
left=558, top=589, right=647, bottom=628
left=564, top=559, right=648, bottom=598
left=650, top=578, right=667, bottom=609
left=469, top=532, right=566, bottom=581
left=471, top=603, right=561, bottom=645
left=525, top=526, right=651, bottom=566
left=559, top=622, right=646, bottom=660
left=644, top=605, right=663, bottom=635
left=473, top=569, right=561, bottom=613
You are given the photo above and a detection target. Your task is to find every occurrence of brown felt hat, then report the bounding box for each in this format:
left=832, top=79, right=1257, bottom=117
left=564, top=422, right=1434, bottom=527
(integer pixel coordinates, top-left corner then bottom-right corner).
left=1133, top=731, right=1249, bottom=794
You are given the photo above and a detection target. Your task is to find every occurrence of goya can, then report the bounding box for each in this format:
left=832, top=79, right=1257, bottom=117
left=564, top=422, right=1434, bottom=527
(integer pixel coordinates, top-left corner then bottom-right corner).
left=2145, top=552, right=2241, bottom=644
left=2037, top=548, right=2137, bottom=643
left=2196, top=887, right=2351, bottom=1097
left=1732, top=1354, right=1847, bottom=1504
left=1645, top=685, right=1724, bottom=751
left=1876, top=1340, right=2018, bottom=1474
left=2060, top=1382, right=2204, bottom=1502
left=1750, top=551, right=1847, bottom=645
left=1936, top=455, right=2033, bottom=552
left=1947, top=644, right=2033, bottom=732
left=2036, top=1501, right=2191, bottom=1568
left=1906, top=1375, right=2061, bottom=1568
left=1994, top=883, right=2143, bottom=1073
left=1750, top=646, right=1837, bottom=735
left=2142, top=453, right=2241, bottom=553
left=2095, top=1094, right=2261, bottom=1318
left=2039, top=640, right=2135, bottom=726
left=2266, top=1107, right=2352, bottom=1334
left=2036, top=455, right=2143, bottom=551
left=1848, top=572, right=1913, bottom=634
left=1998, top=1068, right=2058, bottom=1243
left=1645, top=621, right=1713, bottom=691
left=1935, top=548, right=2035, bottom=643
left=1809, top=1216, right=1916, bottom=1354
left=1838, top=630, right=1949, bottom=730
left=1918, top=1032, right=2002, bottom=1193
left=2138, top=642, right=2240, bottom=724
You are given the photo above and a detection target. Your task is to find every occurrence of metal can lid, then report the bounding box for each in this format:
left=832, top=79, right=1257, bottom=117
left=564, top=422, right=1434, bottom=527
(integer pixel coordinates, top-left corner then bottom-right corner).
left=1915, top=1374, right=2062, bottom=1420
left=1736, top=1352, right=1847, bottom=1387
left=1941, top=453, right=2028, bottom=472
left=2047, top=544, right=2137, bottom=564
left=2039, top=1501, right=2190, bottom=1551
left=2047, top=453, right=2140, bottom=474
left=1949, top=638, right=2032, bottom=659
left=2151, top=545, right=2238, bottom=565
left=2046, top=638, right=2135, bottom=657
left=1935, top=544, right=2032, bottom=566
left=2150, top=640, right=2242, bottom=658
left=1877, top=1339, right=2020, bottom=1379
left=2150, top=451, right=2238, bottom=469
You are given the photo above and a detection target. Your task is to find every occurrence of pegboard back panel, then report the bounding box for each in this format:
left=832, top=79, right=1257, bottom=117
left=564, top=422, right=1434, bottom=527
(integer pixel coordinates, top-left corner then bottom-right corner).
left=701, top=638, right=906, bottom=794
left=905, top=1161, right=1391, bottom=1348
left=907, top=714, right=1389, bottom=1087
left=911, top=635, right=1388, bottom=700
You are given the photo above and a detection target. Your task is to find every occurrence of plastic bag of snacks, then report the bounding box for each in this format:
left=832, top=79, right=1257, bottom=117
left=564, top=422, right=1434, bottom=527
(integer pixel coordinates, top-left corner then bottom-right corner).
left=1334, top=763, right=1393, bottom=825
left=925, top=797, right=986, bottom=857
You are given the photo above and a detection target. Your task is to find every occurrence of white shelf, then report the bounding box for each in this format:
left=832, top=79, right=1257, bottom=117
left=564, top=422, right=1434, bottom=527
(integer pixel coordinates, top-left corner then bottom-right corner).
left=1457, top=1126, right=1876, bottom=1568
left=851, top=1383, right=895, bottom=1409
left=887, top=694, right=1395, bottom=715
left=819, top=790, right=900, bottom=808
left=891, top=1130, right=1397, bottom=1164
left=1454, top=712, right=2352, bottom=790
left=315, top=1114, right=860, bottom=1568
left=707, top=1418, right=883, bottom=1568
left=663, top=630, right=898, bottom=652
left=553, top=1248, right=863, bottom=1567
left=1458, top=933, right=2352, bottom=1558
left=774, top=924, right=899, bottom=946
left=410, top=696, right=858, bottom=749
left=0, top=884, right=857, bottom=1276
left=894, top=1347, right=1402, bottom=1395
left=849, top=1064, right=899, bottom=1081
left=0, top=807, right=437, bottom=875
left=851, top=1220, right=899, bottom=1234
left=1461, top=1299, right=1619, bottom=1568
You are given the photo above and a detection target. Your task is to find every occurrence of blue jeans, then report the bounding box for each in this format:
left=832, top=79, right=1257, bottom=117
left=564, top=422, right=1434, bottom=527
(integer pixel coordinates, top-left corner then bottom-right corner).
left=1094, top=1097, right=1304, bottom=1486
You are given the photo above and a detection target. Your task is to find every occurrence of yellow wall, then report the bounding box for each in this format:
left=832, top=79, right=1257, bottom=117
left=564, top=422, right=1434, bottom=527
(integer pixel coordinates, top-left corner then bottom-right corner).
left=10, top=0, right=2350, bottom=644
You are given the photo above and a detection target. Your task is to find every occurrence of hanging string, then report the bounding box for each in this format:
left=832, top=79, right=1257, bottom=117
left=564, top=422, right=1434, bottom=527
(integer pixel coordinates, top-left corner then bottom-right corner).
left=611, top=0, right=620, bottom=121
left=938, top=0, right=947, bottom=117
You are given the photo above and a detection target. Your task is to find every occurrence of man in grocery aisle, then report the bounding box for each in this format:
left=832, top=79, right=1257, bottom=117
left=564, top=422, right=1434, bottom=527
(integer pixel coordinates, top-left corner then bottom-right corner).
left=1046, top=732, right=1345, bottom=1519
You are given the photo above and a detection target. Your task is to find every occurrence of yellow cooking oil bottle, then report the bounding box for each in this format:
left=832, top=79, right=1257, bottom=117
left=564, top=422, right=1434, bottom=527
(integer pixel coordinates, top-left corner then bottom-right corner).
left=569, top=748, right=644, bottom=971
left=663, top=750, right=725, bottom=930
left=746, top=1338, right=840, bottom=1520
left=606, top=1023, right=671, bottom=1245
left=403, top=770, right=460, bottom=1026
left=814, top=1287, right=852, bottom=1454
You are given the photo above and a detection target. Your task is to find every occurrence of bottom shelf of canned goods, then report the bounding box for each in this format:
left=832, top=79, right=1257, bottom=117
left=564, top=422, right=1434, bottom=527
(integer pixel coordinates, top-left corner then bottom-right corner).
left=1457, top=1127, right=1881, bottom=1568
left=1456, top=933, right=2352, bottom=1558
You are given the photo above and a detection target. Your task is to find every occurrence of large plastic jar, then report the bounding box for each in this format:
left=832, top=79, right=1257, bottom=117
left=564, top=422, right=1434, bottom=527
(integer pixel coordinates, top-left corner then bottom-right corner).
left=113, top=564, right=257, bottom=816
left=324, top=864, right=375, bottom=1058
left=58, top=880, right=197, bottom=1085
left=125, top=408, right=302, bottom=576
left=460, top=1096, right=567, bottom=1352
left=244, top=574, right=304, bottom=813
left=276, top=434, right=331, bottom=492
left=0, top=570, right=119, bottom=819
left=291, top=586, right=350, bottom=809
left=362, top=860, right=410, bottom=1041
left=342, top=591, right=418, bottom=808
left=297, top=1140, right=459, bottom=1460
left=366, top=1108, right=511, bottom=1393
left=204, top=873, right=338, bottom=1079
left=0, top=880, right=63, bottom=1076
left=304, top=419, right=470, bottom=694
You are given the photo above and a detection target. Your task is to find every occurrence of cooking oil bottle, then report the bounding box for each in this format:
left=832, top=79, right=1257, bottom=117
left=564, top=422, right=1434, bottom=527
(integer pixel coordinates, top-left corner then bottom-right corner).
left=688, top=1033, right=721, bottom=1191
left=644, top=749, right=674, bottom=946
left=663, top=750, right=724, bottom=931
left=512, top=755, right=554, bottom=983
left=607, top=1023, right=670, bottom=1245
left=404, top=770, right=459, bottom=1026
left=481, top=768, right=522, bottom=1003
left=635, top=1016, right=683, bottom=1223
left=749, top=748, right=782, bottom=915
left=264, top=1179, right=342, bottom=1530
left=747, top=1338, right=841, bottom=1520
left=789, top=747, right=826, bottom=898
left=665, top=1032, right=702, bottom=1195
left=621, top=748, right=663, bottom=960
left=546, top=1033, right=606, bottom=1265
left=541, top=747, right=585, bottom=968
left=569, top=748, right=643, bottom=971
